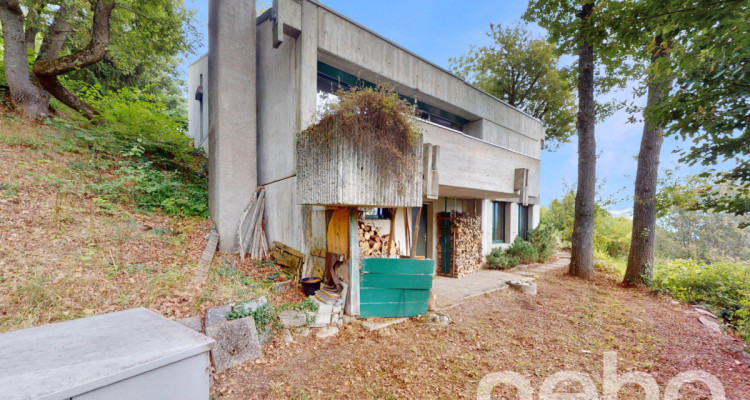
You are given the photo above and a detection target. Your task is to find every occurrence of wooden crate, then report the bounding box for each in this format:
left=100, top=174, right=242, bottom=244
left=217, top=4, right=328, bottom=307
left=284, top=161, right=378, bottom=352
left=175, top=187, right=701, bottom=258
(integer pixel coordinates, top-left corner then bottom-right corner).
left=359, top=258, right=434, bottom=318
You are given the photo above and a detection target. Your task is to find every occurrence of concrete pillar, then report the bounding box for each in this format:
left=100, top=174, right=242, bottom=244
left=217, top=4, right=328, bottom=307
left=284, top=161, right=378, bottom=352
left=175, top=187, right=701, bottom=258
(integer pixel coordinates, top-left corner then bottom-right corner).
left=532, top=204, right=541, bottom=230
left=480, top=199, right=493, bottom=256
left=208, top=0, right=257, bottom=252
left=509, top=202, right=519, bottom=242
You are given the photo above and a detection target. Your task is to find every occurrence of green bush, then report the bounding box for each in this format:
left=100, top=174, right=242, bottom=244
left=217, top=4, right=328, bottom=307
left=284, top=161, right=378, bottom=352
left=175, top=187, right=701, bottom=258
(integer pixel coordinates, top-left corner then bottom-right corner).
left=527, top=224, right=558, bottom=262
left=652, top=260, right=750, bottom=340
left=506, top=236, right=539, bottom=264
left=486, top=247, right=519, bottom=270
left=38, top=81, right=209, bottom=218
left=89, top=143, right=208, bottom=217
left=66, top=81, right=201, bottom=172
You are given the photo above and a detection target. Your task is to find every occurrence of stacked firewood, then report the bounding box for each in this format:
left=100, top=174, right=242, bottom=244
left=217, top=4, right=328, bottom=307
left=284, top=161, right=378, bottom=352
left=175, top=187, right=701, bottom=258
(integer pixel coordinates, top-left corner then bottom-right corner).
left=358, top=220, right=398, bottom=257
left=438, top=211, right=482, bottom=278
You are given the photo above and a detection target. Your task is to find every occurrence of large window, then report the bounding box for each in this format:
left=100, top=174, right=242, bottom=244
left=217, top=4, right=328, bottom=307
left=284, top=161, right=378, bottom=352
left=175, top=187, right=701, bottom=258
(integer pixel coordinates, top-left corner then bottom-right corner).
left=317, top=61, right=469, bottom=132
left=518, top=204, right=530, bottom=240
left=492, top=201, right=506, bottom=243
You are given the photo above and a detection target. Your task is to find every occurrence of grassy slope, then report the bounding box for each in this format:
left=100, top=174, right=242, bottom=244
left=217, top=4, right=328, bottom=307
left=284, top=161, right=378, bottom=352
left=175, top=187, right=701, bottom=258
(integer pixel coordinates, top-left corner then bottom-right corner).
left=0, top=114, right=283, bottom=332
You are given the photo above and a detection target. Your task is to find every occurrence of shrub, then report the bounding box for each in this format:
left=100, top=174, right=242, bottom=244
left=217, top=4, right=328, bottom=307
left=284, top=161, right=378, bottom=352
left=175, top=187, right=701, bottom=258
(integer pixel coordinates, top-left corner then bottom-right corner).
left=39, top=81, right=209, bottom=218
left=506, top=237, right=538, bottom=264
left=527, top=224, right=558, bottom=262
left=652, top=260, right=750, bottom=340
left=486, top=247, right=519, bottom=270
left=66, top=81, right=201, bottom=172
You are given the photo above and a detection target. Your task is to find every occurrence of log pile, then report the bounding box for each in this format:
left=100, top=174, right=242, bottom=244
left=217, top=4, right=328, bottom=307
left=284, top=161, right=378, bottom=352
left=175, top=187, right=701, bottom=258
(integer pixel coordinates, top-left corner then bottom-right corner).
left=437, top=211, right=482, bottom=278
left=358, top=220, right=398, bottom=258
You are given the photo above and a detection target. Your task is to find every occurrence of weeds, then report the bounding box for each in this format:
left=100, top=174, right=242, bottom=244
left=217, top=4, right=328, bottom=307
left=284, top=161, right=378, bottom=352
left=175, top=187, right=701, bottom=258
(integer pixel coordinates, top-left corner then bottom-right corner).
left=653, top=260, right=750, bottom=340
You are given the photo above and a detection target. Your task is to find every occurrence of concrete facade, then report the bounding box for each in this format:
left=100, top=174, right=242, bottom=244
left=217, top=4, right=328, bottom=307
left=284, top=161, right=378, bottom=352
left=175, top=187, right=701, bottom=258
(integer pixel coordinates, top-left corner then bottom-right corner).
left=189, top=0, right=542, bottom=261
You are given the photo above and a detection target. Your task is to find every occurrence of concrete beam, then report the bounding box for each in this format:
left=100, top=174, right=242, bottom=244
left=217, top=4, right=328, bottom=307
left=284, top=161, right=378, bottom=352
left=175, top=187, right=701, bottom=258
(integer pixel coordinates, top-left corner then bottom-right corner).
left=208, top=0, right=258, bottom=252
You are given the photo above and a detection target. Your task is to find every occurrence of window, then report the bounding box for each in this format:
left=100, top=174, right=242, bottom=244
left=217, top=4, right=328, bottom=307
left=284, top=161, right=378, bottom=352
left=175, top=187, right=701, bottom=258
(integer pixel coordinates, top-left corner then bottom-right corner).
left=518, top=204, right=530, bottom=240
left=316, top=61, right=469, bottom=131
left=492, top=202, right=506, bottom=243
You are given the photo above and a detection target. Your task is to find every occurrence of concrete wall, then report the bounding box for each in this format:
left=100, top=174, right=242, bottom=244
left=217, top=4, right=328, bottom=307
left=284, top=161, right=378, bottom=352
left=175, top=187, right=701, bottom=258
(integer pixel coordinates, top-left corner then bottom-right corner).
left=208, top=0, right=258, bottom=252
left=190, top=0, right=544, bottom=258
left=256, top=18, right=299, bottom=185
left=187, top=55, right=209, bottom=151
left=314, top=3, right=545, bottom=156
left=419, top=121, right=540, bottom=201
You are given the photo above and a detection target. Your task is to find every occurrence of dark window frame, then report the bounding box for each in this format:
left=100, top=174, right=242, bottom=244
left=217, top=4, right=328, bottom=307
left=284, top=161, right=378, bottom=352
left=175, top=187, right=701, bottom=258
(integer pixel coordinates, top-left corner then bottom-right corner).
left=492, top=201, right=506, bottom=243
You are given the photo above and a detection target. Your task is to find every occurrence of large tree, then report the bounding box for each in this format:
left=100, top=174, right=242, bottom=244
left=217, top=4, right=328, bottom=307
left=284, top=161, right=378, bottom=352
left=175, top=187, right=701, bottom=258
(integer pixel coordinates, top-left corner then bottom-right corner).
left=0, top=0, right=196, bottom=119
left=606, top=0, right=747, bottom=285
left=525, top=0, right=628, bottom=279
left=449, top=23, right=576, bottom=148
left=623, top=33, right=672, bottom=285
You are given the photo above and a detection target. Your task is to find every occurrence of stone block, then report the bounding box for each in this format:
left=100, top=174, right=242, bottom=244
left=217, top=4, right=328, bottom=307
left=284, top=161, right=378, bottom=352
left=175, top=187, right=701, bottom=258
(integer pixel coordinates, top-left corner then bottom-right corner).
left=507, top=280, right=537, bottom=295
left=175, top=316, right=203, bottom=333
left=278, top=310, right=307, bottom=327
left=205, top=317, right=262, bottom=373
left=311, top=312, right=331, bottom=328
left=315, top=326, right=339, bottom=339
left=362, top=318, right=407, bottom=332
left=233, top=296, right=267, bottom=314
left=311, top=297, right=334, bottom=315
left=205, top=305, right=232, bottom=328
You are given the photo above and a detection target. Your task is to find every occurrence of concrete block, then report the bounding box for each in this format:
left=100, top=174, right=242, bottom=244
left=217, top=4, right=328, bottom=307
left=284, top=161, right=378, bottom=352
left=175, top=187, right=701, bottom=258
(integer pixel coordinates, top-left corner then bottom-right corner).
left=311, top=312, right=331, bottom=328
left=507, top=280, right=537, bottom=295
left=315, top=326, right=339, bottom=339
left=278, top=310, right=307, bottom=327
left=205, top=317, right=262, bottom=373
left=176, top=316, right=203, bottom=333
left=205, top=305, right=232, bottom=328
left=362, top=318, right=407, bottom=332
left=233, top=296, right=267, bottom=314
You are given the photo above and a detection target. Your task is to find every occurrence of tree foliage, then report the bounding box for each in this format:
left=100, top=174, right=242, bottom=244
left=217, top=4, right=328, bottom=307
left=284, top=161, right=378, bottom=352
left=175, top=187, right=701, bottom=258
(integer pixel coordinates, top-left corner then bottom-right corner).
left=450, top=23, right=576, bottom=147
left=655, top=173, right=750, bottom=262
left=0, top=0, right=198, bottom=118
left=629, top=0, right=750, bottom=216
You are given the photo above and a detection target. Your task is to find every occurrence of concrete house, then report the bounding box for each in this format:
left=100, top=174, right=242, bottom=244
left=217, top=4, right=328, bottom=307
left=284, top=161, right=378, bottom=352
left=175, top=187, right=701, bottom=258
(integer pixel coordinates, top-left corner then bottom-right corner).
left=188, top=0, right=542, bottom=286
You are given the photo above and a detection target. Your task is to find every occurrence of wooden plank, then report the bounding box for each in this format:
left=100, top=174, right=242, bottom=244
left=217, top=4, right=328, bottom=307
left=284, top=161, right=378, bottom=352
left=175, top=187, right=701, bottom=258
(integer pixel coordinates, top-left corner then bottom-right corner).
left=361, top=258, right=435, bottom=275
left=386, top=208, right=396, bottom=256
left=327, top=207, right=350, bottom=258
left=360, top=288, right=430, bottom=304
left=360, top=302, right=428, bottom=318
left=411, top=206, right=421, bottom=258
left=347, top=207, right=360, bottom=316
left=360, top=274, right=433, bottom=290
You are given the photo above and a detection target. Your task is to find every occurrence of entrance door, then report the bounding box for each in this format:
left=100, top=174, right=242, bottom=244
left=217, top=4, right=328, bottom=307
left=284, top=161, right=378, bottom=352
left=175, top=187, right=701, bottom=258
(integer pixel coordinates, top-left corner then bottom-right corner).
left=411, top=206, right=429, bottom=257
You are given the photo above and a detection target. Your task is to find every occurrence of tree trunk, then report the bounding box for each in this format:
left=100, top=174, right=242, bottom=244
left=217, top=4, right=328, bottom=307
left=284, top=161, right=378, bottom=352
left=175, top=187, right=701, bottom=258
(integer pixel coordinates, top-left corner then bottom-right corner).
left=569, top=2, right=596, bottom=280
left=33, top=0, right=116, bottom=119
left=0, top=0, right=48, bottom=118
left=624, top=35, right=672, bottom=286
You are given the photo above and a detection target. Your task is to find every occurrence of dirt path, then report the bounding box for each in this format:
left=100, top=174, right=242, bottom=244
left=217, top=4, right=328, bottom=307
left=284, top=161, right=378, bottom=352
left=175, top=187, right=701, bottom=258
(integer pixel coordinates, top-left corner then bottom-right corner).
left=213, top=269, right=750, bottom=399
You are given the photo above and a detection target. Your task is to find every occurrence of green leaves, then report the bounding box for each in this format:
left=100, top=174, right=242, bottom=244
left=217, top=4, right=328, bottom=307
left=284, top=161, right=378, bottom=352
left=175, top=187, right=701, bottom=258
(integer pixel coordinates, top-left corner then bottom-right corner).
left=449, top=23, right=576, bottom=147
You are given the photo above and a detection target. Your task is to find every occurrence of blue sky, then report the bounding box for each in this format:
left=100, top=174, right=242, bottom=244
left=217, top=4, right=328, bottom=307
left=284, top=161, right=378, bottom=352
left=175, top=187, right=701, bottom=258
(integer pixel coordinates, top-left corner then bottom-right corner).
left=181, top=0, right=707, bottom=214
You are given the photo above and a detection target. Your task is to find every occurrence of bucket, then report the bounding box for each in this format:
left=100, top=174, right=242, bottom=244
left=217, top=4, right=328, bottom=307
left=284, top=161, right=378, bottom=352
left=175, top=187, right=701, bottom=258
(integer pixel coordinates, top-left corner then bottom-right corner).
left=301, top=277, right=321, bottom=296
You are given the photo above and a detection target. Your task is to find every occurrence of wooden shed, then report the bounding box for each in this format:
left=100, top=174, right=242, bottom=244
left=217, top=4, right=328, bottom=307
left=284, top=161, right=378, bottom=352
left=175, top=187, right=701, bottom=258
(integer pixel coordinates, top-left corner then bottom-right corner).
left=296, top=110, right=434, bottom=318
